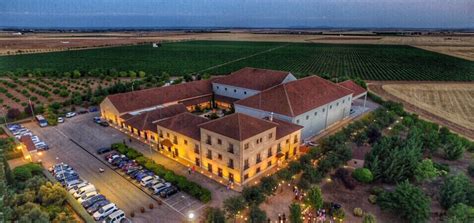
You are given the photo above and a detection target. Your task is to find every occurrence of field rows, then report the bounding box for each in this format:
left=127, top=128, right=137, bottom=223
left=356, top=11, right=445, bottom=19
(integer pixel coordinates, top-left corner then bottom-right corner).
left=0, top=41, right=473, bottom=81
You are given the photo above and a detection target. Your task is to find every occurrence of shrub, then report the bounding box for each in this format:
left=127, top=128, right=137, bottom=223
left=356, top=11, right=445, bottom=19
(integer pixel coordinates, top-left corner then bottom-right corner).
left=369, top=186, right=384, bottom=195
left=352, top=168, right=373, bottom=183
left=13, top=163, right=43, bottom=181
left=353, top=207, right=364, bottom=217
left=362, top=213, right=377, bottom=223
left=368, top=195, right=377, bottom=204
left=468, top=163, right=474, bottom=177
left=335, top=168, right=356, bottom=189
left=440, top=174, right=473, bottom=209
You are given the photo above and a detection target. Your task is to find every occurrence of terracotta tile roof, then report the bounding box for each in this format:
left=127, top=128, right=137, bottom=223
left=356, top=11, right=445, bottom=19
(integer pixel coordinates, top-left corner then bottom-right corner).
left=199, top=113, right=278, bottom=141
left=268, top=118, right=304, bottom=139
left=178, top=95, right=212, bottom=107
left=120, top=113, right=134, bottom=120
left=106, top=79, right=214, bottom=113
left=123, top=104, right=187, bottom=131
left=20, top=135, right=36, bottom=152
left=213, top=67, right=291, bottom=91
left=338, top=80, right=367, bottom=97
left=214, top=95, right=239, bottom=104
left=156, top=113, right=209, bottom=140
left=235, top=75, right=354, bottom=117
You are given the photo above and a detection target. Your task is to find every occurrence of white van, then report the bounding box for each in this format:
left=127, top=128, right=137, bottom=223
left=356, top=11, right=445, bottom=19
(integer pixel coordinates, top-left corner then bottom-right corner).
left=74, top=185, right=96, bottom=198
left=93, top=203, right=117, bottom=221
left=102, top=209, right=125, bottom=223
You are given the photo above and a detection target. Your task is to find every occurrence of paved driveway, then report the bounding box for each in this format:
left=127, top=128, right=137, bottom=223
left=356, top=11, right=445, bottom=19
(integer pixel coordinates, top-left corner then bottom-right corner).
left=24, top=114, right=184, bottom=223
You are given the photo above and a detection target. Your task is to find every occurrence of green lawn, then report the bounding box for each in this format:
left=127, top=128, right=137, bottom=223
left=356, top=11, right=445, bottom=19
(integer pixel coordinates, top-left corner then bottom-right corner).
left=0, top=40, right=472, bottom=81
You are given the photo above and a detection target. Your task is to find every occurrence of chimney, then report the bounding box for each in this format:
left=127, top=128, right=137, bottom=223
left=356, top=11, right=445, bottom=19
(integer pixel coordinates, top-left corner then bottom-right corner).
left=269, top=112, right=274, bottom=122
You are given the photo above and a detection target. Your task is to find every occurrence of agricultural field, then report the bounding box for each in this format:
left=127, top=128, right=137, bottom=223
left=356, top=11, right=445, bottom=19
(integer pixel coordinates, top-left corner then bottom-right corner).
left=0, top=41, right=473, bottom=81
left=0, top=77, right=133, bottom=110
left=369, top=82, right=474, bottom=140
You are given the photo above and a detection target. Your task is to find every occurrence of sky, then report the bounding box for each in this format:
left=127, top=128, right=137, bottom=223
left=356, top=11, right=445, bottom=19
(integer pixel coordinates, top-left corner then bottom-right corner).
left=0, top=0, right=473, bottom=29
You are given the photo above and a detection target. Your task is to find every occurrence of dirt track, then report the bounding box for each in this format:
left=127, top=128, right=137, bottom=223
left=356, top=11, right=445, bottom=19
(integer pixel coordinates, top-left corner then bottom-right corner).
left=368, top=81, right=474, bottom=140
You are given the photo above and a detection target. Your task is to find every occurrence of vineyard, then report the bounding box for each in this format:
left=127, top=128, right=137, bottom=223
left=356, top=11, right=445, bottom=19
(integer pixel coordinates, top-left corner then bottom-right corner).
left=0, top=41, right=472, bottom=81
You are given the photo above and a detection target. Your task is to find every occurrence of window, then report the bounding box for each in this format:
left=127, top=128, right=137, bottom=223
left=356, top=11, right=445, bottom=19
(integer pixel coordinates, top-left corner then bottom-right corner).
left=195, top=158, right=200, bottom=166
left=256, top=167, right=261, bottom=173
left=244, top=174, right=249, bottom=180
left=293, top=146, right=297, bottom=155
left=217, top=139, right=222, bottom=145
left=314, top=112, right=317, bottom=116
left=166, top=133, right=170, bottom=138
left=206, top=135, right=211, bottom=145
left=218, top=153, right=222, bottom=160
left=234, top=89, right=237, bottom=93
left=286, top=139, right=289, bottom=144
left=225, top=88, right=228, bottom=91
left=267, top=160, right=272, bottom=168
left=206, top=150, right=212, bottom=159
left=343, top=99, right=345, bottom=103
left=227, top=143, right=234, bottom=154
left=228, top=159, right=234, bottom=169
left=293, top=135, right=298, bottom=143
left=173, top=136, right=178, bottom=144
left=216, top=86, right=220, bottom=89
left=194, top=144, right=199, bottom=154
left=296, top=119, right=300, bottom=124
left=244, top=143, right=249, bottom=150
left=159, top=130, right=163, bottom=137
left=207, top=163, right=213, bottom=173
left=217, top=168, right=223, bottom=177
left=268, top=133, right=273, bottom=139
left=229, top=173, right=234, bottom=182
left=244, top=159, right=249, bottom=170
left=244, top=91, right=247, bottom=95
left=330, top=105, right=332, bottom=109
left=277, top=143, right=282, bottom=153
left=337, top=102, right=339, bottom=106
left=256, top=138, right=262, bottom=144
left=267, top=148, right=272, bottom=157
left=184, top=139, right=188, bottom=145
left=256, top=153, right=262, bottom=163
left=323, top=108, right=325, bottom=112
left=306, top=115, right=309, bottom=120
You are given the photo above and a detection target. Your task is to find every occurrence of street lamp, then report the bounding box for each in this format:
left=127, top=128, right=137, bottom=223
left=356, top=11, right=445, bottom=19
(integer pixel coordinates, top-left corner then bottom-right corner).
left=187, top=211, right=195, bottom=222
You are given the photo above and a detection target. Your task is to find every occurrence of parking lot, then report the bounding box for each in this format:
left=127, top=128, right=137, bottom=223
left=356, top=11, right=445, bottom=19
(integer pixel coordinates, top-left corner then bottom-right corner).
left=23, top=112, right=200, bottom=223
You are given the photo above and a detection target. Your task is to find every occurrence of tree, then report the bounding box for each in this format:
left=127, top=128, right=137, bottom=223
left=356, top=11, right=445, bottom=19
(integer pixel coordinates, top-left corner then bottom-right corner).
left=468, top=163, right=474, bottom=178
left=305, top=186, right=323, bottom=209
left=72, top=70, right=81, bottom=78
left=38, top=182, right=67, bottom=206
left=138, top=71, right=146, bottom=78
left=23, top=104, right=35, bottom=116
left=352, top=168, right=374, bottom=183
left=205, top=207, right=226, bottom=223
left=440, top=174, right=473, bottom=209
left=7, top=108, right=21, bottom=120
left=378, top=181, right=431, bottom=223
left=242, top=186, right=265, bottom=205
left=248, top=205, right=267, bottom=223
left=442, top=135, right=465, bottom=160
left=182, top=74, right=193, bottom=82
left=289, top=203, right=303, bottom=223
left=444, top=203, right=474, bottom=223
left=414, top=159, right=439, bottom=182
left=366, top=125, right=381, bottom=144
left=259, top=176, right=278, bottom=196
left=16, top=202, right=50, bottom=223
left=362, top=213, right=377, bottom=223
left=223, top=196, right=246, bottom=221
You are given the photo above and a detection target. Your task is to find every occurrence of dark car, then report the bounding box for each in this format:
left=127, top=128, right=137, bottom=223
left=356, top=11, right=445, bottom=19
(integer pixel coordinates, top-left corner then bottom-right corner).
left=99, top=121, right=110, bottom=127
left=96, top=147, right=112, bottom=155
left=87, top=200, right=110, bottom=214
left=159, top=186, right=178, bottom=198
left=81, top=194, right=106, bottom=208
left=89, top=107, right=99, bottom=112
left=78, top=110, right=88, bottom=114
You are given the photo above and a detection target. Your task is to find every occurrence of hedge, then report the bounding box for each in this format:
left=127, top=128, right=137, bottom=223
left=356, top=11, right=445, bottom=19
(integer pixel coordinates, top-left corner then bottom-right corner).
left=111, top=143, right=211, bottom=203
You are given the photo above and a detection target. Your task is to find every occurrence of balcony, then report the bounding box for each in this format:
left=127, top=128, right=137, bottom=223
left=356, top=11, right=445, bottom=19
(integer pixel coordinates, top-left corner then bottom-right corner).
left=206, top=153, right=212, bottom=159
left=227, top=147, right=234, bottom=154
left=227, top=162, right=234, bottom=169
left=244, top=164, right=249, bottom=170
left=256, top=158, right=262, bottom=164
left=206, top=140, right=212, bottom=145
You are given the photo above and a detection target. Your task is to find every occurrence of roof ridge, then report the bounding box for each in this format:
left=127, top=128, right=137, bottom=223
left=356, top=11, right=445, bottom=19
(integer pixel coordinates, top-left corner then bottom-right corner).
left=283, top=85, right=294, bottom=116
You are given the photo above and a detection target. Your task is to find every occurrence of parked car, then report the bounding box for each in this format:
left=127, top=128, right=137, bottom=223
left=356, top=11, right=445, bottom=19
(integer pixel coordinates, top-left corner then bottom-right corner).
left=94, top=117, right=102, bottom=123
left=159, top=186, right=178, bottom=198
left=99, top=121, right=110, bottom=127
left=148, top=178, right=165, bottom=189
left=58, top=117, right=65, bottom=123
left=102, top=209, right=125, bottom=223
left=68, top=182, right=91, bottom=194
left=78, top=191, right=98, bottom=203
left=81, top=194, right=106, bottom=208
left=73, top=185, right=96, bottom=198
left=135, top=171, right=154, bottom=181
left=65, top=112, right=76, bottom=118
left=50, top=163, right=72, bottom=173
left=36, top=143, right=49, bottom=151
left=97, top=147, right=112, bottom=155
left=87, top=200, right=110, bottom=214
left=152, top=183, right=172, bottom=194
left=140, top=176, right=155, bottom=187
left=93, top=203, right=118, bottom=221
left=65, top=179, right=86, bottom=189
left=107, top=155, right=121, bottom=163
left=89, top=107, right=99, bottom=112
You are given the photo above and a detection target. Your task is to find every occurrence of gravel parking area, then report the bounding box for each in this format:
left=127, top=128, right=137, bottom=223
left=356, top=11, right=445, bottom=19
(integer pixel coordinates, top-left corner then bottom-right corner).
left=24, top=113, right=186, bottom=223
